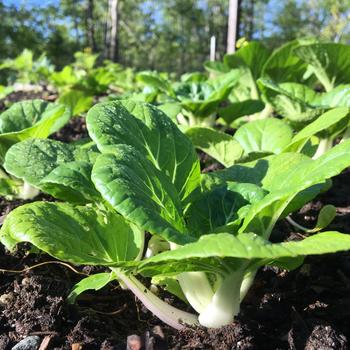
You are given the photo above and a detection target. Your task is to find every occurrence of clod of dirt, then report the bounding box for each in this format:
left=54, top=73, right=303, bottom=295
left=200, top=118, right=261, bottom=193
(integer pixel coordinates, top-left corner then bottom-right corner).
left=0, top=335, right=11, bottom=349
left=143, top=326, right=168, bottom=350
left=170, top=321, right=256, bottom=350
left=305, top=323, right=347, bottom=350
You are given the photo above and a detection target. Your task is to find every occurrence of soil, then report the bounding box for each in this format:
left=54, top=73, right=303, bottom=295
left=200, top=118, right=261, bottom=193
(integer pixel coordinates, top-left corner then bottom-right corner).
left=1, top=99, right=350, bottom=349
left=0, top=88, right=57, bottom=112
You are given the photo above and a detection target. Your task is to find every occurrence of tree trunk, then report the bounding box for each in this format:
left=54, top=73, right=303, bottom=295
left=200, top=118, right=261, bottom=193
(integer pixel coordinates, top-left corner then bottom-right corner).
left=105, top=0, right=119, bottom=61
left=74, top=17, right=80, bottom=47
left=85, top=0, right=97, bottom=51
left=227, top=0, right=240, bottom=53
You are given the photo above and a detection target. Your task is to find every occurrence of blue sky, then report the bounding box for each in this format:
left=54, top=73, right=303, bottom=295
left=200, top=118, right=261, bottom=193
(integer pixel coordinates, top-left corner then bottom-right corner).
left=3, top=0, right=58, bottom=7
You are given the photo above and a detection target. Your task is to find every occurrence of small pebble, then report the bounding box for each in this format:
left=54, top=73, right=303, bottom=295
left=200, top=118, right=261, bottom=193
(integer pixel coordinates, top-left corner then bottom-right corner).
left=127, top=335, right=142, bottom=350
left=11, top=336, right=41, bottom=350
left=22, top=277, right=31, bottom=286
left=71, top=344, right=83, bottom=350
left=0, top=292, right=14, bottom=306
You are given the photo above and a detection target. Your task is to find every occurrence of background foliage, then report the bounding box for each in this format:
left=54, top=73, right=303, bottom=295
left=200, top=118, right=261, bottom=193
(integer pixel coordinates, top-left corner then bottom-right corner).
left=0, top=0, right=349, bottom=74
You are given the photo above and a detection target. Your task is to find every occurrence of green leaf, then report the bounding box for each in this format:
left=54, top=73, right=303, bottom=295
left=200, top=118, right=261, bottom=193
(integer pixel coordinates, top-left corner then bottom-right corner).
left=58, top=89, right=94, bottom=117
left=0, top=176, right=20, bottom=198
left=175, top=71, right=239, bottom=118
left=284, top=107, right=350, bottom=153
left=157, top=103, right=182, bottom=121
left=136, top=71, right=172, bottom=94
left=201, top=158, right=271, bottom=190
left=309, top=205, right=336, bottom=233
left=185, top=127, right=243, bottom=167
left=86, top=100, right=200, bottom=202
left=203, top=61, right=230, bottom=74
left=234, top=118, right=293, bottom=155
left=262, top=39, right=311, bottom=83
left=50, top=65, right=79, bottom=87
left=0, top=100, right=70, bottom=162
left=315, top=85, right=350, bottom=107
left=185, top=182, right=266, bottom=236
left=151, top=275, right=187, bottom=303
left=218, top=100, right=265, bottom=125
left=205, top=153, right=312, bottom=219
left=181, top=72, right=207, bottom=83
left=294, top=43, right=350, bottom=91
left=68, top=272, right=117, bottom=303
left=257, top=79, right=324, bottom=123
left=4, top=139, right=98, bottom=202
left=240, top=140, right=350, bottom=237
left=0, top=202, right=144, bottom=265
left=224, top=41, right=271, bottom=80
left=92, top=145, right=194, bottom=245
left=40, top=161, right=101, bottom=203
left=125, top=231, right=350, bottom=277
left=0, top=85, right=13, bottom=99
left=202, top=152, right=308, bottom=192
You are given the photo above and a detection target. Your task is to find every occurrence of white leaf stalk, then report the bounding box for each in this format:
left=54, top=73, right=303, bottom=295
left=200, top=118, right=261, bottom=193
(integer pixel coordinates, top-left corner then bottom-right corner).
left=313, top=138, right=333, bottom=159
left=111, top=268, right=198, bottom=330
left=19, top=182, right=40, bottom=200
left=177, top=271, right=214, bottom=314
left=145, top=235, right=170, bottom=258
left=171, top=242, right=247, bottom=328
left=198, top=269, right=244, bottom=328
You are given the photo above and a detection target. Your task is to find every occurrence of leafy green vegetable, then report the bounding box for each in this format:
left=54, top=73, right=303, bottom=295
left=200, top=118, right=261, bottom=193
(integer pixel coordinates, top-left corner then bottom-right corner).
left=129, top=231, right=350, bottom=276
left=58, top=89, right=94, bottom=117
left=224, top=41, right=271, bottom=81
left=173, top=71, right=239, bottom=124
left=262, top=39, right=311, bottom=83
left=92, top=146, right=190, bottom=244
left=4, top=139, right=99, bottom=203
left=1, top=202, right=144, bottom=264
left=87, top=100, right=200, bottom=202
left=67, top=272, right=117, bottom=303
left=219, top=99, right=265, bottom=125
left=233, top=118, right=293, bottom=155
left=0, top=99, right=69, bottom=163
left=2, top=100, right=350, bottom=331
left=185, top=127, right=243, bottom=167
left=294, top=43, right=350, bottom=91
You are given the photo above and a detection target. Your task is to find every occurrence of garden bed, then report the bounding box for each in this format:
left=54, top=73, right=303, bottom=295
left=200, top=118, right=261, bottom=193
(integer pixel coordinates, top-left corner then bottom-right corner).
left=0, top=114, right=349, bottom=349
left=1, top=41, right=350, bottom=350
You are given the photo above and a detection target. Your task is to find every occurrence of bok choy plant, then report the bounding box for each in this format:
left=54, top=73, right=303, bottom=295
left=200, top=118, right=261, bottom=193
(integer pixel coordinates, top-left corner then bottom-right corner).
left=2, top=100, right=350, bottom=329
left=185, top=107, right=350, bottom=166
left=0, top=99, right=69, bottom=198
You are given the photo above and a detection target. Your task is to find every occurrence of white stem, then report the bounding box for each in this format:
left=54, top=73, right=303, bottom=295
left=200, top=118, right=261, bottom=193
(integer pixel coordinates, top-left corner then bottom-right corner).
left=198, top=270, right=243, bottom=328
left=341, top=126, right=350, bottom=143
left=145, top=235, right=169, bottom=258
left=177, top=272, right=214, bottom=314
left=239, top=269, right=257, bottom=301
left=257, top=103, right=273, bottom=120
left=20, top=182, right=40, bottom=200
left=176, top=113, right=189, bottom=126
left=169, top=242, right=215, bottom=314
left=313, top=138, right=333, bottom=159
left=111, top=268, right=198, bottom=330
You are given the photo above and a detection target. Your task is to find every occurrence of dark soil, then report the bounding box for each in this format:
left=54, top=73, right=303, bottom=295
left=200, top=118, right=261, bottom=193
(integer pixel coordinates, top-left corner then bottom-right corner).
left=1, top=106, right=350, bottom=349
left=51, top=117, right=88, bottom=143
left=0, top=88, right=56, bottom=112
